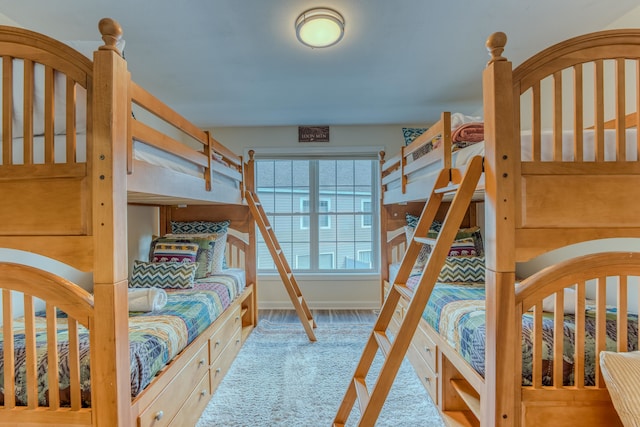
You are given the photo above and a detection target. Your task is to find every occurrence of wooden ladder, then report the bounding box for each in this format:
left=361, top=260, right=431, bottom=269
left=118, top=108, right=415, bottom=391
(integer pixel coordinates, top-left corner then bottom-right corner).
left=245, top=190, right=317, bottom=342
left=333, top=155, right=483, bottom=426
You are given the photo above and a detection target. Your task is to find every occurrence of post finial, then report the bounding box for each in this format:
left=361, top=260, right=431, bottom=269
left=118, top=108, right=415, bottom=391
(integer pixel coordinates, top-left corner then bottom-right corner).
left=98, top=18, right=123, bottom=55
left=486, top=32, right=508, bottom=65
left=248, top=150, right=255, bottom=161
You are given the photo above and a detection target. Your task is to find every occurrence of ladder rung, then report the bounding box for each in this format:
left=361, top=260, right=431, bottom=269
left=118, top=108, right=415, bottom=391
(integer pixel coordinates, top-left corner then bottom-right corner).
left=450, top=379, right=481, bottom=420
left=434, top=183, right=460, bottom=194
left=353, top=378, right=370, bottom=413
left=413, top=236, right=436, bottom=245
left=393, top=283, right=414, bottom=301
left=373, top=330, right=392, bottom=359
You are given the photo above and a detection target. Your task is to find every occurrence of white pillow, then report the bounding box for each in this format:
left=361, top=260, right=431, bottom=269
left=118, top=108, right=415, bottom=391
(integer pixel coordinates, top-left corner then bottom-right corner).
left=600, top=351, right=640, bottom=426
left=542, top=287, right=576, bottom=314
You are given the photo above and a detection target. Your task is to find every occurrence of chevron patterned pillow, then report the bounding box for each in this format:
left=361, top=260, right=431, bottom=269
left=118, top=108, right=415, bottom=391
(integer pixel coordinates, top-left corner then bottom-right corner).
left=129, top=260, right=198, bottom=289
left=437, top=256, right=485, bottom=283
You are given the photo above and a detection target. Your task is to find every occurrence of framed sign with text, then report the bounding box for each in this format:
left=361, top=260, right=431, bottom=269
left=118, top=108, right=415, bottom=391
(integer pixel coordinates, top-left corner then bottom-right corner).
left=298, top=126, right=330, bottom=143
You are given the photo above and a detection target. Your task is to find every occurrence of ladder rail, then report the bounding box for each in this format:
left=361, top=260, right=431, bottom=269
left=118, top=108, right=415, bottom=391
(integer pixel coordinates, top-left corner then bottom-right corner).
left=245, top=191, right=317, bottom=341
left=334, top=155, right=484, bottom=426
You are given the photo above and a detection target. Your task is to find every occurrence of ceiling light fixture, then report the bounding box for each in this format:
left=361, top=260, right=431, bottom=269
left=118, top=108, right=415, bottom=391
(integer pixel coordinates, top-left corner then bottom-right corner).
left=295, top=8, right=345, bottom=48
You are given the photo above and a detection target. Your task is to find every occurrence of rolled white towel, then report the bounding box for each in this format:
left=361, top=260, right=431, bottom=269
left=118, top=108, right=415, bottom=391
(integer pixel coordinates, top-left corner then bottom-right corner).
left=128, top=288, right=168, bottom=312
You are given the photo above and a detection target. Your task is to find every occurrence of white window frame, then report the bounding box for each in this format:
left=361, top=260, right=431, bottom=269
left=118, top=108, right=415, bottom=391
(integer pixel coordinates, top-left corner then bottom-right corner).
left=361, top=199, right=372, bottom=228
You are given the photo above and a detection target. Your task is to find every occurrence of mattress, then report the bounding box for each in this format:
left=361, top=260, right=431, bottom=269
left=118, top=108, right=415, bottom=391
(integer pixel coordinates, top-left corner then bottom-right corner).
left=0, top=268, right=246, bottom=407
left=402, top=273, right=639, bottom=386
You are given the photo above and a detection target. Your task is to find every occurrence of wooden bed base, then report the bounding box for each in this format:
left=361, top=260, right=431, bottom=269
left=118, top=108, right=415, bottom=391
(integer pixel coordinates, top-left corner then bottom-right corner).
left=0, top=19, right=257, bottom=426
left=380, top=29, right=640, bottom=426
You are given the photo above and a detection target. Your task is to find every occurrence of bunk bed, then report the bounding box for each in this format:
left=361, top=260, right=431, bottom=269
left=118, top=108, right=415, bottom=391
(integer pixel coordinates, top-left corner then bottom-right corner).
left=0, top=18, right=257, bottom=427
left=380, top=30, right=640, bottom=426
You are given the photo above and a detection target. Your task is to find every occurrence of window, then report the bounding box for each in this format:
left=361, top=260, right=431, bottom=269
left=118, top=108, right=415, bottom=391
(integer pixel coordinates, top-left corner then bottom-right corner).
left=255, top=156, right=378, bottom=273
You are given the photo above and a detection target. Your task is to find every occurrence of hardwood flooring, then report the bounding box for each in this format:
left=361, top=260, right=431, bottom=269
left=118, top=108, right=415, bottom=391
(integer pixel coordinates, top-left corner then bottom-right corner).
left=259, top=309, right=379, bottom=324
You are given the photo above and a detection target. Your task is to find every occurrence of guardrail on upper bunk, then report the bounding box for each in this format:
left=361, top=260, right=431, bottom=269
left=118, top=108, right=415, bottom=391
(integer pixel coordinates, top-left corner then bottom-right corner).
left=381, top=112, right=453, bottom=201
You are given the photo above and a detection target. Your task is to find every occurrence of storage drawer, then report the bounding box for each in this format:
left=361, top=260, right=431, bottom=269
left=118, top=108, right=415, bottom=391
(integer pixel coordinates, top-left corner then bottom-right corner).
left=168, top=372, right=211, bottom=427
left=407, top=343, right=438, bottom=404
left=210, top=328, right=242, bottom=393
left=209, top=305, right=241, bottom=363
left=411, top=323, right=437, bottom=371
left=138, top=344, right=209, bottom=427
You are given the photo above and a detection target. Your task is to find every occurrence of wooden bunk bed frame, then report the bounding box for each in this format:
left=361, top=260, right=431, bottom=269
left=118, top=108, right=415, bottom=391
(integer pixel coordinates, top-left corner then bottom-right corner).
left=0, top=18, right=257, bottom=426
left=379, top=30, right=640, bottom=426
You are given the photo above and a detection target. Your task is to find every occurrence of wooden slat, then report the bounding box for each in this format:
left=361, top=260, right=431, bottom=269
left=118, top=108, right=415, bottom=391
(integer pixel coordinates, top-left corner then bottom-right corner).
left=66, top=76, right=77, bottom=163
left=533, top=303, right=543, bottom=388
left=617, top=275, right=628, bottom=352
left=637, top=59, right=640, bottom=160
left=595, top=277, right=606, bottom=387
left=68, top=318, right=82, bottom=411
left=23, top=58, right=34, bottom=165
left=3, top=289, right=16, bottom=408
left=532, top=82, right=541, bottom=161
left=131, top=120, right=209, bottom=168
left=44, top=64, right=55, bottom=164
left=46, top=304, right=60, bottom=409
left=573, top=64, right=584, bottom=161
left=593, top=59, right=605, bottom=162
left=553, top=71, right=563, bottom=161
left=3, top=56, right=13, bottom=165
left=24, top=294, right=38, bottom=408
left=615, top=58, right=626, bottom=161
left=574, top=282, right=586, bottom=388
left=553, top=289, right=564, bottom=387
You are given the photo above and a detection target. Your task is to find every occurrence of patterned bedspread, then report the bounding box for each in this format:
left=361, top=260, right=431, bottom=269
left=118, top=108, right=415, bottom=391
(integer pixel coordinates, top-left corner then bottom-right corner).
left=407, top=276, right=639, bottom=386
left=0, top=270, right=245, bottom=407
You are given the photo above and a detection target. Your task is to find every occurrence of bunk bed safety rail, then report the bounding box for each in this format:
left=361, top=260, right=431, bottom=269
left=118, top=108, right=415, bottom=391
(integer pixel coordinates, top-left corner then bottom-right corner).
left=515, top=252, right=640, bottom=391
left=128, top=81, right=243, bottom=188
left=512, top=30, right=640, bottom=164
left=0, top=263, right=94, bottom=420
left=381, top=112, right=453, bottom=196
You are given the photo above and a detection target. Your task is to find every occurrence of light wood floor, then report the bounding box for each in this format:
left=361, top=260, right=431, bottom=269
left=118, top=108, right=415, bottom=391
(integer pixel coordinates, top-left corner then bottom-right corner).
left=259, top=309, right=379, bottom=324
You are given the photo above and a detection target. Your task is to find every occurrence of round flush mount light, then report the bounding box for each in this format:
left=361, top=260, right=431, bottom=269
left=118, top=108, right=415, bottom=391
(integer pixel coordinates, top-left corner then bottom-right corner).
left=295, top=8, right=345, bottom=48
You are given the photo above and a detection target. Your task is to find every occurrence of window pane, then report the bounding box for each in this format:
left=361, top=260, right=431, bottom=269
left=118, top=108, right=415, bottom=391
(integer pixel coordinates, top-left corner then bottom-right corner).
left=256, top=158, right=377, bottom=273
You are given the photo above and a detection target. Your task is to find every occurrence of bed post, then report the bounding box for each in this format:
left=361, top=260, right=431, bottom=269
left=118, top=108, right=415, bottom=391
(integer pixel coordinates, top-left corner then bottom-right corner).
left=379, top=150, right=388, bottom=306
left=90, top=18, right=132, bottom=426
left=482, top=32, right=519, bottom=427
left=244, top=150, right=258, bottom=325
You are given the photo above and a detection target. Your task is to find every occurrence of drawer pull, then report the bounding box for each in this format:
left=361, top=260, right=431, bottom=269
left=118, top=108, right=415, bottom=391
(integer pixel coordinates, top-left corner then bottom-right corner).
left=214, top=340, right=221, bottom=347
left=154, top=411, right=164, bottom=421
left=425, top=377, right=431, bottom=384
left=236, top=339, right=241, bottom=344
left=199, top=358, right=206, bottom=367
left=216, top=368, right=221, bottom=374
left=235, top=315, right=240, bottom=322
left=200, top=389, right=207, bottom=397
left=425, top=346, right=432, bottom=353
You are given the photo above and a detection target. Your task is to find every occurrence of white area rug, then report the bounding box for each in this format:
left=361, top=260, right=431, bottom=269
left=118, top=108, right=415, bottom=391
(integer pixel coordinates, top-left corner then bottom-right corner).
left=197, top=320, right=445, bottom=426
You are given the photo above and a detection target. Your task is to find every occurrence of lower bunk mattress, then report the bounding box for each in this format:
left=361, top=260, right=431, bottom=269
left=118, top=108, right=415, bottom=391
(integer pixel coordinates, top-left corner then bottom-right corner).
left=398, top=271, right=639, bottom=386
left=0, top=268, right=246, bottom=407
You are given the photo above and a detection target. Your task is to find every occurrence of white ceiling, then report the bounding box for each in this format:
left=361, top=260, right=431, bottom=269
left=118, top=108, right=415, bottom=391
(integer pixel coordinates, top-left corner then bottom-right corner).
left=1, top=1, right=638, bottom=128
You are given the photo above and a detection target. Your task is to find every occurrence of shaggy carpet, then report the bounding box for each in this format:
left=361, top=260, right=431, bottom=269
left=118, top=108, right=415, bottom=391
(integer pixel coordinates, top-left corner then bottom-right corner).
left=196, top=320, right=445, bottom=426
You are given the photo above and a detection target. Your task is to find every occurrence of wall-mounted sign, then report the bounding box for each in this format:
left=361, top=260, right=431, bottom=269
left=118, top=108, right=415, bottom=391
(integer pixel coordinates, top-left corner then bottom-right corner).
left=298, top=126, right=330, bottom=143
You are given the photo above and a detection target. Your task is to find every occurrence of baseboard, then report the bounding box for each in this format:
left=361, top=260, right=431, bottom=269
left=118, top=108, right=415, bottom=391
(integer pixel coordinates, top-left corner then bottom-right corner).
left=258, top=300, right=380, bottom=310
